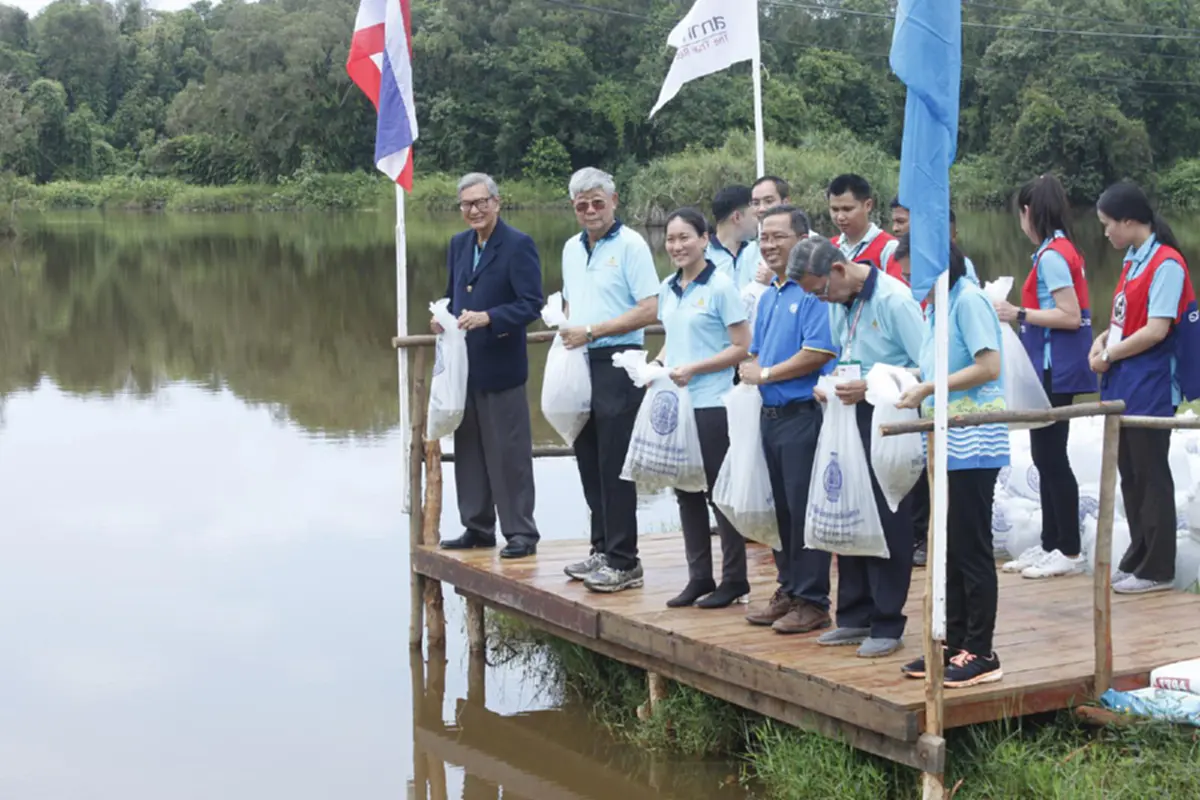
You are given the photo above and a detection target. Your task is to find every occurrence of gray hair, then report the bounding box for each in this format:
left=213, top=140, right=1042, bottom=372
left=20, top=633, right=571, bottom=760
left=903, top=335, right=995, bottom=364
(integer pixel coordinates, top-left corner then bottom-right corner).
left=787, top=235, right=845, bottom=281
left=568, top=167, right=616, bottom=199
left=457, top=172, right=499, bottom=198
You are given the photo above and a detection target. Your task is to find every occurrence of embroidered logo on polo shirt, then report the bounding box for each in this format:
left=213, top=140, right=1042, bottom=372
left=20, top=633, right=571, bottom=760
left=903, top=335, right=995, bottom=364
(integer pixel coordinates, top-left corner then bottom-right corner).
left=694, top=296, right=706, bottom=309
left=789, top=303, right=799, bottom=314
left=606, top=256, right=619, bottom=268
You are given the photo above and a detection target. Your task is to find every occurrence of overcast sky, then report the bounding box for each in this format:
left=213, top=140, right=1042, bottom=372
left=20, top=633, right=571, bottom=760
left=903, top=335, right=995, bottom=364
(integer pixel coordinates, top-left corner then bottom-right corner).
left=9, top=0, right=197, bottom=15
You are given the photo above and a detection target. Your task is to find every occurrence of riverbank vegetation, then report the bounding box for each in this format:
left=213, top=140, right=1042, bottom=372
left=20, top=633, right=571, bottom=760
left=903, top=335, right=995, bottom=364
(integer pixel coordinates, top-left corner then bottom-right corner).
left=491, top=613, right=1200, bottom=798
left=2, top=0, right=1200, bottom=209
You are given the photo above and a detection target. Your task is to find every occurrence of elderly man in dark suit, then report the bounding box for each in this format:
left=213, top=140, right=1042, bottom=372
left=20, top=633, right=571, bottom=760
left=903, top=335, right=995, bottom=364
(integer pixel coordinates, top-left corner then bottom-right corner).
left=434, top=172, right=544, bottom=559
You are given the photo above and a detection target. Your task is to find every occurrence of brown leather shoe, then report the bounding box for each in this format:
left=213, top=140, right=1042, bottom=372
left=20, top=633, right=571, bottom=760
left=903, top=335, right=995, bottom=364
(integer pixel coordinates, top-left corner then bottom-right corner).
left=771, top=600, right=831, bottom=635
left=745, top=587, right=792, bottom=626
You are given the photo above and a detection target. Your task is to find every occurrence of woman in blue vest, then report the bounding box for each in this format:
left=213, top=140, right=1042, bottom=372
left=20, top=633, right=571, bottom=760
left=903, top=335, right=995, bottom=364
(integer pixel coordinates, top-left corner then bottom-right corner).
left=653, top=207, right=752, bottom=609
left=1091, top=182, right=1200, bottom=594
left=896, top=238, right=1009, bottom=688
left=993, top=174, right=1093, bottom=580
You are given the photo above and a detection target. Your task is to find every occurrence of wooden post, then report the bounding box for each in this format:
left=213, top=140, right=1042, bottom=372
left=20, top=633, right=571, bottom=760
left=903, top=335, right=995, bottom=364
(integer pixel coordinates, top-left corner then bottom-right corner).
left=648, top=672, right=668, bottom=712
left=410, top=646, right=428, bottom=798
left=921, top=433, right=946, bottom=800
left=426, top=648, right=448, bottom=800
left=423, top=436, right=446, bottom=649
left=1093, top=414, right=1121, bottom=699
left=466, top=594, right=486, bottom=654
left=409, top=347, right=429, bottom=649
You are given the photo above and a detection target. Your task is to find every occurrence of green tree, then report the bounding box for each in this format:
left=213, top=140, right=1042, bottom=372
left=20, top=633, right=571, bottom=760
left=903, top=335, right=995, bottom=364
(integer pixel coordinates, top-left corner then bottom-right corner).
left=33, top=0, right=118, bottom=114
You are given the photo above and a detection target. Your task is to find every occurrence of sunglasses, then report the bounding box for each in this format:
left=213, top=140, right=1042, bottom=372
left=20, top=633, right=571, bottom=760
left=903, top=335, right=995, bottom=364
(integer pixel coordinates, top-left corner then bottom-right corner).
left=573, top=198, right=608, bottom=213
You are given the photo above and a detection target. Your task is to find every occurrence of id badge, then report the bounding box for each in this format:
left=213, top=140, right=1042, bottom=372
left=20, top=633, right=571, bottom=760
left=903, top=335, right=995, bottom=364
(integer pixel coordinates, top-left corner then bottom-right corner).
left=834, top=360, right=862, bottom=381
left=1106, top=324, right=1123, bottom=349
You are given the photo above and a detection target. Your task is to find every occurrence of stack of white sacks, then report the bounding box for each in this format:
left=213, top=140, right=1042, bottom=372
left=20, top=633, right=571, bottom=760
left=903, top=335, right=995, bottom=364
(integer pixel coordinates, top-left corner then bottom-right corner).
left=992, top=411, right=1200, bottom=592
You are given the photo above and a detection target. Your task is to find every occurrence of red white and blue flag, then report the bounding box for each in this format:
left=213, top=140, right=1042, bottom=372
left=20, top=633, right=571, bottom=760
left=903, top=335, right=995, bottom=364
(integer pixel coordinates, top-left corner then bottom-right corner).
left=347, top=0, right=417, bottom=190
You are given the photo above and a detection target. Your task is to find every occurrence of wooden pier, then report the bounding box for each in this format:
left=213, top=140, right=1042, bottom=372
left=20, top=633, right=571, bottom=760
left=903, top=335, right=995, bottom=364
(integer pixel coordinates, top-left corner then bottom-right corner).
left=413, top=534, right=1200, bottom=774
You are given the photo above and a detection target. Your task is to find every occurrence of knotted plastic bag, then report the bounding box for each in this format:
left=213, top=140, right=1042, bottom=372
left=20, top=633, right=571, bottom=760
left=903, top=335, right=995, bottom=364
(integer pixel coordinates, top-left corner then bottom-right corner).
left=426, top=298, right=469, bottom=440
left=864, top=364, right=925, bottom=512
left=713, top=383, right=780, bottom=549
left=539, top=292, right=591, bottom=445
left=614, top=350, right=707, bottom=494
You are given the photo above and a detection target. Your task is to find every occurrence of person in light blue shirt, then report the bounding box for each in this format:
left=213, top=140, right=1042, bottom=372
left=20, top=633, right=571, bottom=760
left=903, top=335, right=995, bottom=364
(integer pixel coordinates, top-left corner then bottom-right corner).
left=651, top=208, right=752, bottom=611
left=789, top=236, right=923, bottom=658
left=737, top=206, right=838, bottom=635
left=896, top=237, right=1009, bottom=689
left=705, top=185, right=761, bottom=290
left=558, top=167, right=661, bottom=595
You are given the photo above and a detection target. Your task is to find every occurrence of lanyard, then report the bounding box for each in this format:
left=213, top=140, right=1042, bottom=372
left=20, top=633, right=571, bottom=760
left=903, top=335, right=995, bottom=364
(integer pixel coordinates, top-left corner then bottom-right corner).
left=842, top=295, right=867, bottom=361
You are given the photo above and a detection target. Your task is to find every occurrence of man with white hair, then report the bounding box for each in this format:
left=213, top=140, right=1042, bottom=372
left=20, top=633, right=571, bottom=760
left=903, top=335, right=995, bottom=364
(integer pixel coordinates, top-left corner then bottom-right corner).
left=435, top=173, right=544, bottom=559
left=558, top=167, right=660, bottom=593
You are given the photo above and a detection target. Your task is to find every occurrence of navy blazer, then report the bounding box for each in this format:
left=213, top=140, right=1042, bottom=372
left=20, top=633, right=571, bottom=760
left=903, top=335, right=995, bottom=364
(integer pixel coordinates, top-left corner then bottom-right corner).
left=444, top=218, right=544, bottom=393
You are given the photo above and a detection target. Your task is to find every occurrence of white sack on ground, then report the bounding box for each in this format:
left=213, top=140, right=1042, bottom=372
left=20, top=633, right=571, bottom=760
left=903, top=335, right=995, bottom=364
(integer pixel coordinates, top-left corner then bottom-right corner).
left=1175, top=534, right=1200, bottom=592
left=1151, top=658, right=1200, bottom=695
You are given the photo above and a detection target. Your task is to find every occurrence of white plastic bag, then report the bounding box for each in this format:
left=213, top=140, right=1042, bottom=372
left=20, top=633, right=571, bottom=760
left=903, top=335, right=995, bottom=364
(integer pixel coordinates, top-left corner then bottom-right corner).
left=1176, top=533, right=1200, bottom=592
left=982, top=277, right=1052, bottom=429
left=805, top=375, right=888, bottom=558
left=741, top=281, right=767, bottom=328
left=864, top=364, right=924, bottom=512
left=615, top=351, right=707, bottom=493
left=713, top=384, right=780, bottom=549
left=426, top=298, right=469, bottom=440
left=539, top=292, right=592, bottom=446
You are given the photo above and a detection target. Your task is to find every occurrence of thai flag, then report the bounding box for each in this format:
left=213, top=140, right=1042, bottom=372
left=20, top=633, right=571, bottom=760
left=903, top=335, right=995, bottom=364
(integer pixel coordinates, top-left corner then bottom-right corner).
left=347, top=0, right=417, bottom=190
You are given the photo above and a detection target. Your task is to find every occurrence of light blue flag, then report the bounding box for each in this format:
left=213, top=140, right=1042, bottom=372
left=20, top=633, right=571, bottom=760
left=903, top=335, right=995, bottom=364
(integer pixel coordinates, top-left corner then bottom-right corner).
left=890, top=0, right=962, bottom=301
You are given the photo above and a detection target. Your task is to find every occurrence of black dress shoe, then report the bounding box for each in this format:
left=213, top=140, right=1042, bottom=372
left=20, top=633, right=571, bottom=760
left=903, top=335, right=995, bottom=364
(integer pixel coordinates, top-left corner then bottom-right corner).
left=666, top=578, right=717, bottom=608
left=695, top=580, right=751, bottom=609
left=500, top=538, right=537, bottom=559
left=439, top=530, right=496, bottom=550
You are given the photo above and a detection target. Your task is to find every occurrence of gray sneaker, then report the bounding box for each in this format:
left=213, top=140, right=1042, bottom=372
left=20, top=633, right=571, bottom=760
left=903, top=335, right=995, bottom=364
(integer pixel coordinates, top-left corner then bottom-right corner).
left=913, top=542, right=927, bottom=567
left=583, top=563, right=644, bottom=593
left=857, top=637, right=904, bottom=658
left=1112, top=576, right=1174, bottom=595
left=817, top=627, right=870, bottom=647
left=1112, top=569, right=1133, bottom=584
left=564, top=553, right=606, bottom=581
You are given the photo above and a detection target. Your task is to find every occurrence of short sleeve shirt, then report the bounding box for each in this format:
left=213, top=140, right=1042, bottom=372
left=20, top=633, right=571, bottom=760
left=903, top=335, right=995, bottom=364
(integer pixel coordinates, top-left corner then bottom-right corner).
left=828, top=269, right=924, bottom=373
left=561, top=222, right=660, bottom=349
left=751, top=280, right=838, bottom=406
left=658, top=263, right=748, bottom=408
left=706, top=237, right=761, bottom=291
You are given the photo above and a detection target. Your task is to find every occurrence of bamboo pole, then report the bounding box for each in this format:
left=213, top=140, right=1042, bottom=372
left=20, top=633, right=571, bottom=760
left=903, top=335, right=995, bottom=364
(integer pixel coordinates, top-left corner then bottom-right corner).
left=1093, top=414, right=1121, bottom=699
left=408, top=347, right=429, bottom=649
left=442, top=445, right=574, bottom=463
left=921, top=433, right=946, bottom=800
left=392, top=325, right=666, bottom=349
left=1119, top=414, right=1200, bottom=430
left=423, top=437, right=446, bottom=649
left=410, top=645, right=429, bottom=798
left=466, top=595, right=486, bottom=654
left=880, top=401, right=1126, bottom=437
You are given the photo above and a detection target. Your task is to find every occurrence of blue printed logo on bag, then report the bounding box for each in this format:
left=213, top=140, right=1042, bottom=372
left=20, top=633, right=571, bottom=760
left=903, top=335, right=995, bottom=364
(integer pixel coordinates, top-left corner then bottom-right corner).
left=650, top=390, right=680, bottom=436
left=998, top=465, right=1011, bottom=486
left=433, top=339, right=446, bottom=377
left=823, top=452, right=843, bottom=503
left=992, top=505, right=1011, bottom=533
left=1078, top=495, right=1099, bottom=524
left=1026, top=465, right=1040, bottom=493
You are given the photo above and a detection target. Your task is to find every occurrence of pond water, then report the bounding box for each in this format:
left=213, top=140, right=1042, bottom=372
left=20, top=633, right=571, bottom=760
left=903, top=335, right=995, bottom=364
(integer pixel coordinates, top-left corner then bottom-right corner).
left=1, top=208, right=1197, bottom=799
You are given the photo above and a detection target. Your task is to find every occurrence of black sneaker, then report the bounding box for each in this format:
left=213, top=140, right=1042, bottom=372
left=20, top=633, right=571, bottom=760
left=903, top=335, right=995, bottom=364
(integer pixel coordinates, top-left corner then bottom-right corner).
left=944, top=651, right=1003, bottom=688
left=900, top=647, right=956, bottom=679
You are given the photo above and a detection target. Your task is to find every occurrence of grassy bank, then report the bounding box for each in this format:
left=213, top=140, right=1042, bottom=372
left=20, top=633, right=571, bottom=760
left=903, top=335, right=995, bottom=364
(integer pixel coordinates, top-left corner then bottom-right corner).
left=3, top=172, right=567, bottom=214
left=491, top=613, right=1200, bottom=799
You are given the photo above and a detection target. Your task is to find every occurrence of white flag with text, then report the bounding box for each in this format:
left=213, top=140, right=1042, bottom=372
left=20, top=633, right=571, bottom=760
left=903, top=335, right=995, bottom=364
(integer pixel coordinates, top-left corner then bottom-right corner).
left=649, top=0, right=761, bottom=118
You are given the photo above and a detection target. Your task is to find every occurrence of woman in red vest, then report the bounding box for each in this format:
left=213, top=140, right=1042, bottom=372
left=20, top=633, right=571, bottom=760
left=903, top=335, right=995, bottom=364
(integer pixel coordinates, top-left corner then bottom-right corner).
left=992, top=174, right=1093, bottom=580
left=1091, top=181, right=1200, bottom=594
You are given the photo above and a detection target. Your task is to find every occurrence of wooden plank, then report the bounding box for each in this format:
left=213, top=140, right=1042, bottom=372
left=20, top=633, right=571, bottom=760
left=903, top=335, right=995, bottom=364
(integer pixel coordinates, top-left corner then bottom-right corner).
left=413, top=548, right=600, bottom=639
left=488, top=600, right=942, bottom=773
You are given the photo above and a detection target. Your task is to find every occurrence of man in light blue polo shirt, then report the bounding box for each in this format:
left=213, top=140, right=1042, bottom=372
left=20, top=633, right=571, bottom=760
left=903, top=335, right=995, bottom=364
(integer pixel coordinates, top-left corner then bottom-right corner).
left=790, top=236, right=924, bottom=659
left=737, top=206, right=838, bottom=635
left=558, top=167, right=661, bottom=594
left=706, top=185, right=760, bottom=290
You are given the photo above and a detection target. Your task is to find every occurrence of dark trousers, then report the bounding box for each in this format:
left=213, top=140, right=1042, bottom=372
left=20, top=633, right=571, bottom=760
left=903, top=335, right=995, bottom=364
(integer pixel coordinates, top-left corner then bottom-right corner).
left=911, top=470, right=929, bottom=551
left=454, top=384, right=538, bottom=541
left=1030, top=369, right=1080, bottom=556
left=761, top=401, right=832, bottom=609
left=835, top=401, right=915, bottom=639
left=675, top=406, right=747, bottom=585
left=1118, top=426, right=1176, bottom=582
left=573, top=347, right=644, bottom=571
left=946, top=468, right=1000, bottom=657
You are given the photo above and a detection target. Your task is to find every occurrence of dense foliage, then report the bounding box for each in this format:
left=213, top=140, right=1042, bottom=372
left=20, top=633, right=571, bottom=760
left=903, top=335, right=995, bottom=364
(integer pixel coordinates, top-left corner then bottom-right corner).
left=1, top=0, right=1200, bottom=203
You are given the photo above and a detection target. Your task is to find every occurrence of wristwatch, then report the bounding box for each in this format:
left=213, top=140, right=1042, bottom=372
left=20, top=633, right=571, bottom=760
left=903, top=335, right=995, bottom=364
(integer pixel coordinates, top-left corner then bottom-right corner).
left=1016, top=308, right=1027, bottom=323
left=585, top=325, right=594, bottom=342
left=1101, top=350, right=1110, bottom=364
left=760, top=367, right=772, bottom=383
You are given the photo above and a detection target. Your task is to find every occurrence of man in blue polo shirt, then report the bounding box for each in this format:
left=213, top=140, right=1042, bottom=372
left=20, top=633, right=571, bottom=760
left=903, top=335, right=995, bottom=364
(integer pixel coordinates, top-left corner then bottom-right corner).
left=706, top=185, right=760, bottom=290
left=790, top=236, right=925, bottom=658
left=737, top=206, right=838, bottom=634
left=558, top=167, right=661, bottom=594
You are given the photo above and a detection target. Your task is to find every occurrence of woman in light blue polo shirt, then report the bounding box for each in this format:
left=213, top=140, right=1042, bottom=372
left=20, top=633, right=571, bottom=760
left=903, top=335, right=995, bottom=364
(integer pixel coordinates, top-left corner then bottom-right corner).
left=653, top=208, right=752, bottom=609
left=896, top=237, right=1009, bottom=689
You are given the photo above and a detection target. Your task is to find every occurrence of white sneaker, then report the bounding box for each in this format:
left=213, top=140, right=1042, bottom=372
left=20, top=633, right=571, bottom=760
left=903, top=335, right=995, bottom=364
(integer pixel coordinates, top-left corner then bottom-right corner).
left=1021, top=550, right=1086, bottom=579
left=1002, top=546, right=1051, bottom=574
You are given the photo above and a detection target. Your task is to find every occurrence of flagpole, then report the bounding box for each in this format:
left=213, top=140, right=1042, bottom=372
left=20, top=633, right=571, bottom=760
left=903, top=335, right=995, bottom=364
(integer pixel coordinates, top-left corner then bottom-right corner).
left=396, top=182, right=411, bottom=514
left=931, top=271, right=949, bottom=639
left=752, top=54, right=765, bottom=177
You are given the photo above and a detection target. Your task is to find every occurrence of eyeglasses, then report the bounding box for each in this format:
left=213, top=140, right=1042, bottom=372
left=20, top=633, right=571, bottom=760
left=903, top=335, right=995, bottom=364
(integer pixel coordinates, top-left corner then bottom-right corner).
left=814, top=278, right=830, bottom=299
left=573, top=198, right=608, bottom=213
left=459, top=197, right=494, bottom=213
